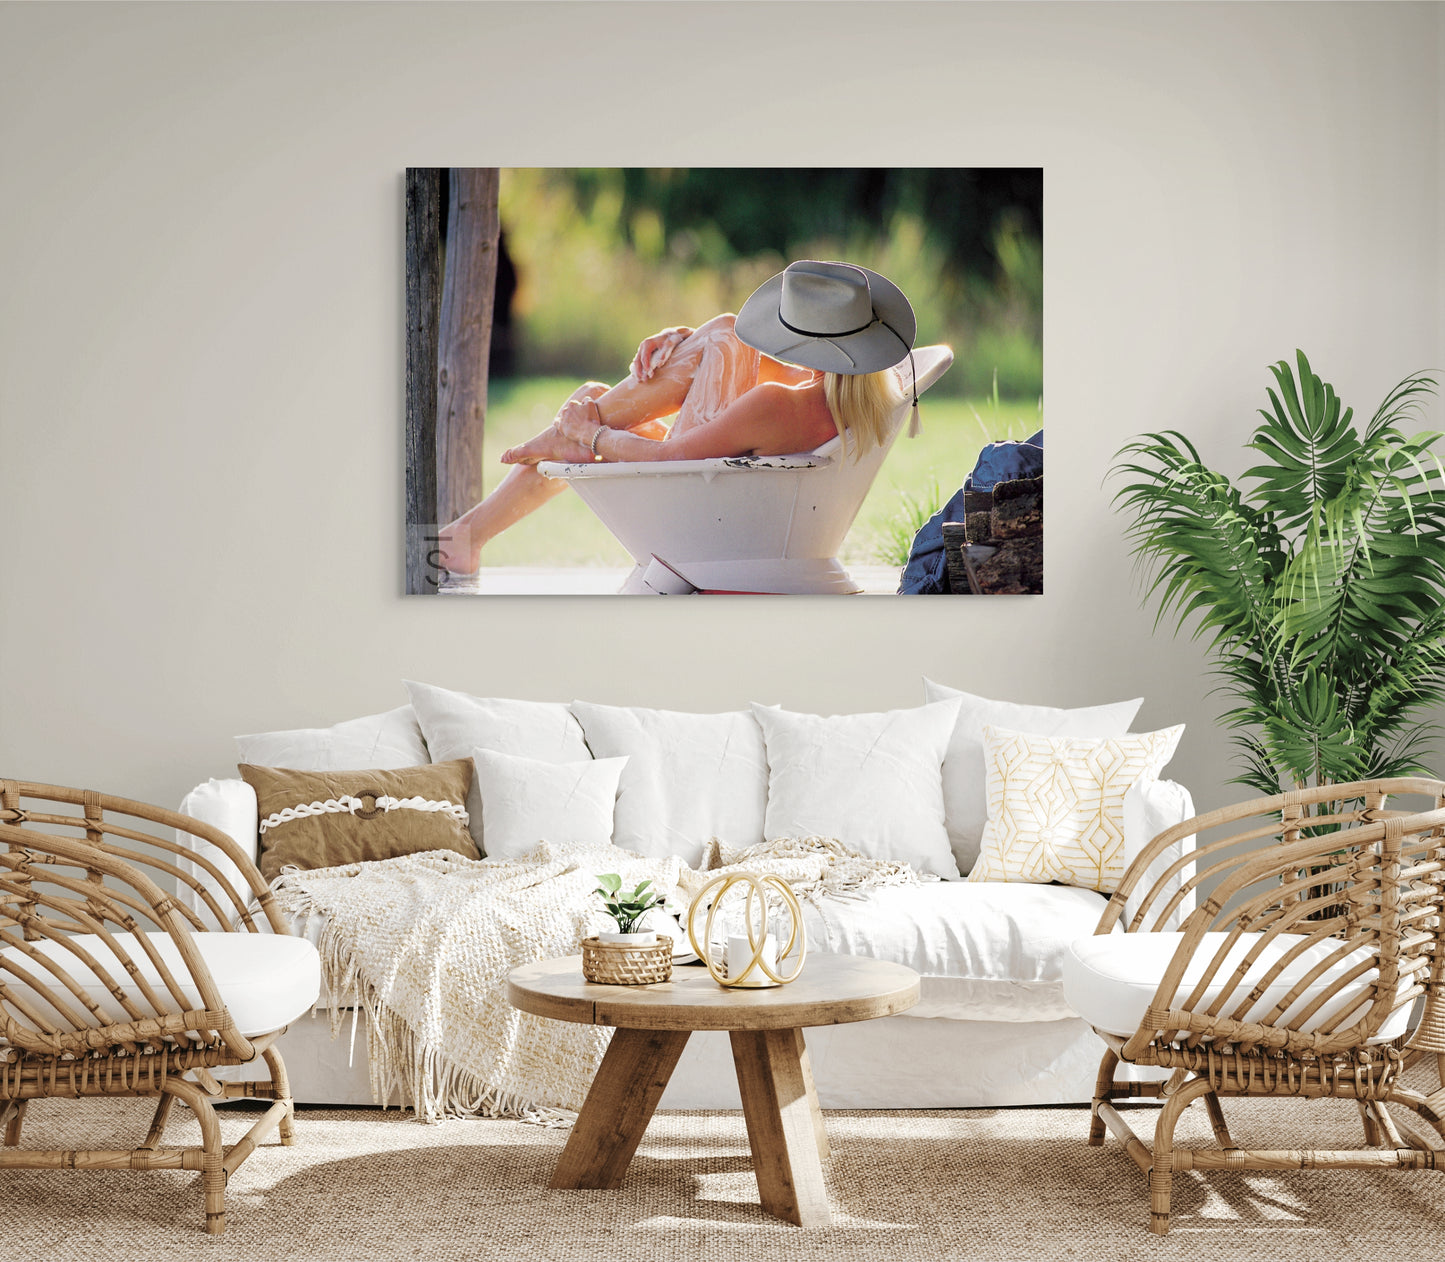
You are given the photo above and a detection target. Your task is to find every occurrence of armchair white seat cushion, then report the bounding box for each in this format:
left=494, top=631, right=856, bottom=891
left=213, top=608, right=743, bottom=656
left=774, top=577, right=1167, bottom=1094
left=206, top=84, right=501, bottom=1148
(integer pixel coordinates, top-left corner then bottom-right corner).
left=3, top=931, right=321, bottom=1039
left=1062, top=930, right=1413, bottom=1044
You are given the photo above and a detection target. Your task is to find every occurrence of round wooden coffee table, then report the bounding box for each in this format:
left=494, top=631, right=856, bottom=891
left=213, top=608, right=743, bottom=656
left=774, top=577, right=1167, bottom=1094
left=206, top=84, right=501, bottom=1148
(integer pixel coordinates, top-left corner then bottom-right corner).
left=506, top=952, right=919, bottom=1227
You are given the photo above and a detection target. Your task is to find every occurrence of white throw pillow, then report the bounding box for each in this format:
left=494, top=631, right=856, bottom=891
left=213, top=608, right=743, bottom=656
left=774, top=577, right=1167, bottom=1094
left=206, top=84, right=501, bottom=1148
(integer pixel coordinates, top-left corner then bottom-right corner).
left=750, top=699, right=962, bottom=879
left=235, top=705, right=428, bottom=771
left=470, top=748, right=626, bottom=861
left=570, top=701, right=767, bottom=867
left=969, top=723, right=1185, bottom=893
left=923, top=679, right=1144, bottom=877
left=405, top=681, right=591, bottom=853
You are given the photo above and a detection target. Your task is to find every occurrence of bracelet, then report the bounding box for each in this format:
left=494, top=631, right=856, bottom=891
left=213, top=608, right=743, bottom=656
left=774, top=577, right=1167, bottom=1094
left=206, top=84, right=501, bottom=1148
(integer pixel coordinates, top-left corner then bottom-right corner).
left=589, top=399, right=606, bottom=459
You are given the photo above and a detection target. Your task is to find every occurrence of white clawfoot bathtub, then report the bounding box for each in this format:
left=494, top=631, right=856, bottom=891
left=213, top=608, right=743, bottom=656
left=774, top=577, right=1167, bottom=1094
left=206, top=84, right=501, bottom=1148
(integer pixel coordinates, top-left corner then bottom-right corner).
left=538, top=344, right=954, bottom=594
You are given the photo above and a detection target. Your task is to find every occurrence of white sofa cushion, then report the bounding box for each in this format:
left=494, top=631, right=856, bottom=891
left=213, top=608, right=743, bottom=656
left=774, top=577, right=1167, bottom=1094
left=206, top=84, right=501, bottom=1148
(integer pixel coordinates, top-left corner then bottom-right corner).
left=569, top=701, right=767, bottom=866
left=470, top=748, right=627, bottom=860
left=235, top=705, right=429, bottom=771
left=752, top=699, right=963, bottom=879
left=2, top=931, right=320, bottom=1039
left=1063, top=931, right=1413, bottom=1044
left=405, top=681, right=591, bottom=853
left=924, top=679, right=1144, bottom=877
left=803, top=882, right=1110, bottom=1021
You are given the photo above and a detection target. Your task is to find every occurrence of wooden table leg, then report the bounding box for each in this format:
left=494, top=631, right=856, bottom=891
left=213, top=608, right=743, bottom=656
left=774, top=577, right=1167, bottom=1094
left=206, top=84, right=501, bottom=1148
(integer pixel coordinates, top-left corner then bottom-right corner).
left=550, top=1027, right=690, bottom=1190
left=793, top=1027, right=830, bottom=1162
left=730, top=1027, right=832, bottom=1227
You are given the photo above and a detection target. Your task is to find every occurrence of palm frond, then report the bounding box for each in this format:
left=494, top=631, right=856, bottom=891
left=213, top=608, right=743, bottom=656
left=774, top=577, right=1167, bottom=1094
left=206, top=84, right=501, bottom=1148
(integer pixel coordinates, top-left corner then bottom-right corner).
left=1363, top=370, right=1439, bottom=441
left=1243, top=351, right=1360, bottom=535
left=1112, top=356, right=1443, bottom=793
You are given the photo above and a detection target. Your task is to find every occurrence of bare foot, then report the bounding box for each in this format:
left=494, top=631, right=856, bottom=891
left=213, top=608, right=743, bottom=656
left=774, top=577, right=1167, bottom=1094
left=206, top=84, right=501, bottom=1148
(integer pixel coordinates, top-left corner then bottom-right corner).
left=501, top=423, right=594, bottom=466
left=435, top=520, right=480, bottom=577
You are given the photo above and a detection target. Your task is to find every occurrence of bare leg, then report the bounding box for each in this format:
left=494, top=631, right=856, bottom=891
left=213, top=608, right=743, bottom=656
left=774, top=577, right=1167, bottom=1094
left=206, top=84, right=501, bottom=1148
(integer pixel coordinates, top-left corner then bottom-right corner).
left=436, top=380, right=607, bottom=574
left=438, top=316, right=756, bottom=572
left=436, top=465, right=573, bottom=575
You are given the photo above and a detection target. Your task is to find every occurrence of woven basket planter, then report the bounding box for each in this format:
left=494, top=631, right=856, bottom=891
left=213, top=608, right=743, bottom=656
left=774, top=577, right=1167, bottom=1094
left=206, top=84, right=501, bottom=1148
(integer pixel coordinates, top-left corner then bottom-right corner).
left=581, top=936, right=673, bottom=985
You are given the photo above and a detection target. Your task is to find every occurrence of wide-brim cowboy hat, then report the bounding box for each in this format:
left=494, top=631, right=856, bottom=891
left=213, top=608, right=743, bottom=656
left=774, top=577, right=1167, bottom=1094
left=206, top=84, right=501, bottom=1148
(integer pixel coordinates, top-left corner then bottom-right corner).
left=735, top=259, right=917, bottom=375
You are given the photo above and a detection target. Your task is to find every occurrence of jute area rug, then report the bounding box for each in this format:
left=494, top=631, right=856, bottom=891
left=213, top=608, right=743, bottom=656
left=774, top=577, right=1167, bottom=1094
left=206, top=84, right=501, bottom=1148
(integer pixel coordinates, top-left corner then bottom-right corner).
left=7, top=1082, right=1443, bottom=1262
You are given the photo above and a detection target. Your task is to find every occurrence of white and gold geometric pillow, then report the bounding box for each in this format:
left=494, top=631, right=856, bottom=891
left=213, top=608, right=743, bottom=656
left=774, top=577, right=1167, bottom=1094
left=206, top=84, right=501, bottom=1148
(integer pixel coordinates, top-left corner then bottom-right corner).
left=967, top=723, right=1184, bottom=893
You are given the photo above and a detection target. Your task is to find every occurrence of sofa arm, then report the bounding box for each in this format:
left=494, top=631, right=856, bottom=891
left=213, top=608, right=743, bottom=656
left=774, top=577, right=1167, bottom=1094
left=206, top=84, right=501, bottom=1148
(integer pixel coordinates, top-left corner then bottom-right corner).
left=177, top=778, right=259, bottom=929
left=1121, top=778, right=1195, bottom=931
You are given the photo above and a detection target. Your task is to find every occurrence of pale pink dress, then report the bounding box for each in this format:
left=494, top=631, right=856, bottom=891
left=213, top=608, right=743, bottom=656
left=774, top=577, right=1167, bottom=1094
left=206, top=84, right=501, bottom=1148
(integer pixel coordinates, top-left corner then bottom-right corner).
left=646, top=321, right=762, bottom=441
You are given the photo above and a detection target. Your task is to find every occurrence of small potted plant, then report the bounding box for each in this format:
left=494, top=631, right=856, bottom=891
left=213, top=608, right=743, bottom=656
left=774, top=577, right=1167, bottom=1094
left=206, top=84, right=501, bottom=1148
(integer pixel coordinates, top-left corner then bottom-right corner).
left=593, top=874, right=663, bottom=942
left=582, top=874, right=672, bottom=984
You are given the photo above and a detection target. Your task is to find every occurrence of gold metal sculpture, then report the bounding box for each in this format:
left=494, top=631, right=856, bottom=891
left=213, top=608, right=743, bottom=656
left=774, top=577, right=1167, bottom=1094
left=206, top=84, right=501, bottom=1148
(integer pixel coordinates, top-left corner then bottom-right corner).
left=686, top=870, right=805, bottom=988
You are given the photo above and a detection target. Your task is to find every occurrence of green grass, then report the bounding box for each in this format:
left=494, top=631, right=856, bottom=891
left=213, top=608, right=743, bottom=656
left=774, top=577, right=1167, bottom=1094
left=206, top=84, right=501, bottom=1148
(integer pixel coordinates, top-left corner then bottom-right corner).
left=475, top=377, right=1041, bottom=570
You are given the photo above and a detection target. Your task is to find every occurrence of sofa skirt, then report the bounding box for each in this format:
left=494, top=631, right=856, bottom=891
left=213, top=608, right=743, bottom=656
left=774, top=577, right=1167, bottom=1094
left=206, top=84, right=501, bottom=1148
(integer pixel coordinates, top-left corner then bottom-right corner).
left=248, top=1011, right=1156, bottom=1111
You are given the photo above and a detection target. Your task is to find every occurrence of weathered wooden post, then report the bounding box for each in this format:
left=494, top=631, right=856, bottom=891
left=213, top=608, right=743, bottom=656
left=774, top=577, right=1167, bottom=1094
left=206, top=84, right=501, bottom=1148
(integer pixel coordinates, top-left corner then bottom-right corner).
left=437, top=167, right=501, bottom=528
left=405, top=167, right=442, bottom=595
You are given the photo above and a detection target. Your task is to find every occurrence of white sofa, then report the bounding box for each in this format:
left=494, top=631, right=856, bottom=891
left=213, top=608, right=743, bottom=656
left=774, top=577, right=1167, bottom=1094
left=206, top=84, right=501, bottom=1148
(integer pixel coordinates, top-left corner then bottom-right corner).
left=177, top=685, right=1195, bottom=1111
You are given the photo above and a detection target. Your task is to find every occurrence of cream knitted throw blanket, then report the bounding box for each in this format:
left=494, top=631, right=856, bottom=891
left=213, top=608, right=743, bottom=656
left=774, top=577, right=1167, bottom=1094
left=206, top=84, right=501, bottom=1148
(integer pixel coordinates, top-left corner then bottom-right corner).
left=270, top=838, right=930, bottom=1123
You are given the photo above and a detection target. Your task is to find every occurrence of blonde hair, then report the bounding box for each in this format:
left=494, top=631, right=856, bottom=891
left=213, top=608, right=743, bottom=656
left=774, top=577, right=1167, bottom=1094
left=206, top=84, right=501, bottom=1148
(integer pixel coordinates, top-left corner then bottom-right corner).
left=823, top=368, right=904, bottom=461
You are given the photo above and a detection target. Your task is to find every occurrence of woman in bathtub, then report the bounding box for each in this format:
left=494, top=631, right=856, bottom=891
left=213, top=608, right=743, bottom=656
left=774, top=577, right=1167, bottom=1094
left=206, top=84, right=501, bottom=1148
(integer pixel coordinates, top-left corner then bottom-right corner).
left=437, top=260, right=917, bottom=578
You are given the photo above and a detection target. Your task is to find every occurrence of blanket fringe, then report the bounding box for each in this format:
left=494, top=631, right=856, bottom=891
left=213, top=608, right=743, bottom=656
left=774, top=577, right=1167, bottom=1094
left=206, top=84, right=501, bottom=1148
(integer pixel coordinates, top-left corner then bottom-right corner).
left=278, top=874, right=576, bottom=1125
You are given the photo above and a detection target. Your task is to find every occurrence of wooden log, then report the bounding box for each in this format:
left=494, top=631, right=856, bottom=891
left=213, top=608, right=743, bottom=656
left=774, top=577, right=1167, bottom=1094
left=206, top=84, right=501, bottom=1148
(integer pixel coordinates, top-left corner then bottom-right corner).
left=974, top=537, right=1043, bottom=594
left=405, top=167, right=443, bottom=595
left=437, top=168, right=500, bottom=527
left=940, top=522, right=970, bottom=594
left=964, top=511, right=992, bottom=543
left=992, top=474, right=1043, bottom=504
left=989, top=475, right=1043, bottom=540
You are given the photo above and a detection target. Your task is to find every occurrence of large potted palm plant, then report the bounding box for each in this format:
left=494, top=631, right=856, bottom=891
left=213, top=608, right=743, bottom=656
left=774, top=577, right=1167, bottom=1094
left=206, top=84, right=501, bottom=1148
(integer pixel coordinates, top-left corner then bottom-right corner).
left=1113, top=351, right=1444, bottom=797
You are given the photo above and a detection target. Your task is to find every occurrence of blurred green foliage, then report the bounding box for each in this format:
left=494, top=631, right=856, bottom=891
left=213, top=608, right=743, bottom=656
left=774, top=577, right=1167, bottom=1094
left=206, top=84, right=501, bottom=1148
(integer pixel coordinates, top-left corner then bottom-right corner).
left=497, top=168, right=1042, bottom=400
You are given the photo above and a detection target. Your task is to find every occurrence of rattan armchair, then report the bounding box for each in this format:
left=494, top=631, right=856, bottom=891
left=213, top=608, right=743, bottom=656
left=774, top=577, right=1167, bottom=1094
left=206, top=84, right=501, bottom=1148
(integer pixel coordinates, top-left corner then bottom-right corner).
left=1067, top=778, right=1445, bottom=1235
left=0, top=779, right=319, bottom=1234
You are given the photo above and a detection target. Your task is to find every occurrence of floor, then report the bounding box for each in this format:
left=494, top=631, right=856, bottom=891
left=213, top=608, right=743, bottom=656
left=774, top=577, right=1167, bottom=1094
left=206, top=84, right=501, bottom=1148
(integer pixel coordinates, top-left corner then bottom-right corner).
left=4, top=1082, right=1443, bottom=1262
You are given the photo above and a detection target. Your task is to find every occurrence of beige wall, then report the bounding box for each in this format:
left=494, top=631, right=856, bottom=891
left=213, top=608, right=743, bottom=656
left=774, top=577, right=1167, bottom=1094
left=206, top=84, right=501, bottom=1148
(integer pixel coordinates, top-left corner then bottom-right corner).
left=1, top=2, right=1440, bottom=815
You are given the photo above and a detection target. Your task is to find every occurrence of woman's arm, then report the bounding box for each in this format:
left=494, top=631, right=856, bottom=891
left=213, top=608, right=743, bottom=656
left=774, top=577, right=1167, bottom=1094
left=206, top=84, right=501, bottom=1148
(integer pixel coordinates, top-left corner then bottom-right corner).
left=630, top=326, right=694, bottom=382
